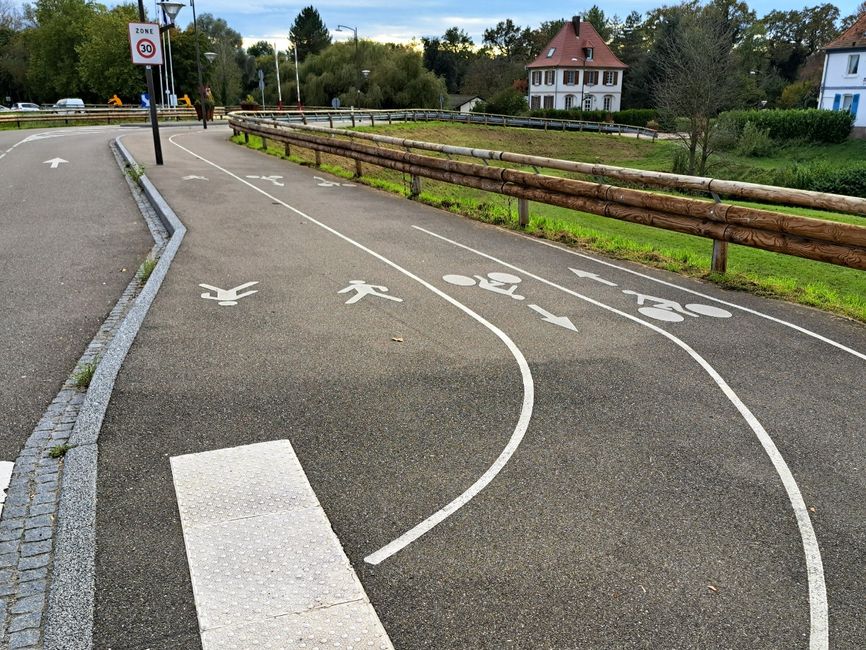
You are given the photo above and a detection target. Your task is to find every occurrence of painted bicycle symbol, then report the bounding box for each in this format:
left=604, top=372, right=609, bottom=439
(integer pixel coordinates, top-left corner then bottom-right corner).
left=623, top=290, right=733, bottom=323
left=443, top=272, right=525, bottom=300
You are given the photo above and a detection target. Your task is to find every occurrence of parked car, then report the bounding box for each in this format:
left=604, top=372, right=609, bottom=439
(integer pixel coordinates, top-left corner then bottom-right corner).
left=53, top=98, right=85, bottom=113
left=11, top=102, right=40, bottom=111
left=0, top=105, right=11, bottom=112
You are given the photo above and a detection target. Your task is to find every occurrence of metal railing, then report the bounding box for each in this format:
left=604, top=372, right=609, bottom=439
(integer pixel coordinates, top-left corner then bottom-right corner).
left=0, top=107, right=201, bottom=127
left=228, top=112, right=866, bottom=272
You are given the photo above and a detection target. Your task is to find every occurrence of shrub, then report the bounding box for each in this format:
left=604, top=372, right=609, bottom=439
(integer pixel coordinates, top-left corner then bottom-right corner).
left=473, top=88, right=528, bottom=116
left=735, top=121, right=775, bottom=157
left=614, top=108, right=659, bottom=127
left=719, top=109, right=853, bottom=143
left=527, top=107, right=659, bottom=128
left=774, top=161, right=866, bottom=198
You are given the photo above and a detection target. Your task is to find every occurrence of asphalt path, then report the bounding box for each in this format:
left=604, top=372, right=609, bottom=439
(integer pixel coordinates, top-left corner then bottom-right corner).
left=94, top=126, right=866, bottom=649
left=0, top=127, right=152, bottom=460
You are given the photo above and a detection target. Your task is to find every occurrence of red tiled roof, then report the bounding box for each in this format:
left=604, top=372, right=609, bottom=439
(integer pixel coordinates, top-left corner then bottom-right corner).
left=825, top=13, right=866, bottom=50
left=527, top=20, right=627, bottom=69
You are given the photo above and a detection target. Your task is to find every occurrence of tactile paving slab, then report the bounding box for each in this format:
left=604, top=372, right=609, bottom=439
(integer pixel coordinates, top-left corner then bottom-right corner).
left=171, top=440, right=393, bottom=649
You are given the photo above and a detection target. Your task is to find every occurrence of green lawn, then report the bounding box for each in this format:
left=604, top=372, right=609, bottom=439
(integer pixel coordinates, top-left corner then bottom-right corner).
left=232, top=124, right=866, bottom=323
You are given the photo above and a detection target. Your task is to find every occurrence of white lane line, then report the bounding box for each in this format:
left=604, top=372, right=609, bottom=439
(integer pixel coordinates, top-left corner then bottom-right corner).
left=0, top=461, right=14, bottom=514
left=517, top=233, right=866, bottom=361
left=171, top=440, right=393, bottom=649
left=168, top=132, right=534, bottom=566
left=413, top=225, right=829, bottom=650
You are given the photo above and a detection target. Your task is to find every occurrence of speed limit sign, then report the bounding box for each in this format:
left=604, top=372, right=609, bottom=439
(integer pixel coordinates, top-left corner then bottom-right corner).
left=129, top=22, right=163, bottom=66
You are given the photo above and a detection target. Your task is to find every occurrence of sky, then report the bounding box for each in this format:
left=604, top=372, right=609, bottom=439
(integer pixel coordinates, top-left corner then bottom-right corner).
left=10, top=0, right=864, bottom=53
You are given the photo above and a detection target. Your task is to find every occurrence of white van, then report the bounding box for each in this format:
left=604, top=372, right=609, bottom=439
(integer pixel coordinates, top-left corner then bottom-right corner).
left=53, top=98, right=85, bottom=114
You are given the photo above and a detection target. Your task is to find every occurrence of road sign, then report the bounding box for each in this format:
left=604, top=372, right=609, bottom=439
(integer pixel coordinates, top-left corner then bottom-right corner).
left=128, top=22, right=163, bottom=66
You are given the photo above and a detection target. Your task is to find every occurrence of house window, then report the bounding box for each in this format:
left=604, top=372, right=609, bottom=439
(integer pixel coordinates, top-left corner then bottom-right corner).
left=585, top=47, right=594, bottom=61
left=848, top=54, right=860, bottom=76
left=603, top=71, right=619, bottom=86
left=584, top=70, right=599, bottom=85
left=842, top=94, right=854, bottom=111
left=531, top=71, right=542, bottom=86
left=583, top=95, right=595, bottom=110
left=603, top=95, right=613, bottom=111
left=530, top=95, right=541, bottom=109
left=564, top=94, right=575, bottom=110
left=543, top=95, right=554, bottom=109
left=547, top=47, right=556, bottom=58
left=544, top=70, right=555, bottom=85
left=564, top=70, right=577, bottom=85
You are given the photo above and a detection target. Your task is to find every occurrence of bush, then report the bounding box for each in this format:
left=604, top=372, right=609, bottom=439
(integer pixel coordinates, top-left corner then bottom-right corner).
left=735, top=121, right=775, bottom=157
left=527, top=107, right=659, bottom=127
left=719, top=109, right=853, bottom=143
left=614, top=108, right=659, bottom=127
left=472, top=88, right=528, bottom=116
left=774, top=161, right=866, bottom=198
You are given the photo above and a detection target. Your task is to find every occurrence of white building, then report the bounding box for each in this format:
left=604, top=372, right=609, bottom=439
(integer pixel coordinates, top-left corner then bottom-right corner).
left=819, top=13, right=866, bottom=137
left=527, top=17, right=627, bottom=113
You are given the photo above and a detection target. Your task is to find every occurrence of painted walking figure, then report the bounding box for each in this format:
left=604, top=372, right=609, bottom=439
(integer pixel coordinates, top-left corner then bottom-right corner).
left=339, top=280, right=404, bottom=305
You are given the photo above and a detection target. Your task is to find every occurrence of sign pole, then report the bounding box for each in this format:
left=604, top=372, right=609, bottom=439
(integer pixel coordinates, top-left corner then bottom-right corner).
left=135, top=0, right=163, bottom=164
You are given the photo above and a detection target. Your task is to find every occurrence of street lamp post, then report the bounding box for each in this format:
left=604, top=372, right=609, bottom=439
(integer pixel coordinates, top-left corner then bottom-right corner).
left=289, top=32, right=302, bottom=111
left=336, top=24, right=360, bottom=105
left=190, top=0, right=210, bottom=129
left=274, top=42, right=282, bottom=110
left=571, top=56, right=587, bottom=110
left=158, top=2, right=184, bottom=107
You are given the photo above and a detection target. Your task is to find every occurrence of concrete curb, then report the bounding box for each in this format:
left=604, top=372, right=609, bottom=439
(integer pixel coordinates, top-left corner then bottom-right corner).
left=42, top=138, right=186, bottom=649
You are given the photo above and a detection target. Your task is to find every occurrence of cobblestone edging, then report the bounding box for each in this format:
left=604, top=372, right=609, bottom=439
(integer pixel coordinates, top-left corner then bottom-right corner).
left=0, top=140, right=173, bottom=649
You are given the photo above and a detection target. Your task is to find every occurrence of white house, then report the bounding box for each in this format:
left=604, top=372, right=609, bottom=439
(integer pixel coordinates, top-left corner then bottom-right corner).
left=527, top=17, right=627, bottom=113
left=448, top=95, right=483, bottom=113
left=819, top=13, right=866, bottom=137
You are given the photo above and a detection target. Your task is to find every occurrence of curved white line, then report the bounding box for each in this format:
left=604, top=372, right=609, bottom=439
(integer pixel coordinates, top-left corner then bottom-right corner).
left=413, top=225, right=828, bottom=650
left=167, top=132, right=534, bottom=566
left=517, top=232, right=866, bottom=361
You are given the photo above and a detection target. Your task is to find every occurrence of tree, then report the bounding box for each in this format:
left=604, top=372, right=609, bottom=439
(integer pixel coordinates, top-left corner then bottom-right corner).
left=26, top=0, right=95, bottom=100
left=654, top=7, right=739, bottom=175
left=290, top=5, right=330, bottom=61
left=529, top=19, right=566, bottom=58
left=301, top=41, right=446, bottom=109
left=77, top=4, right=142, bottom=102
left=422, top=27, right=474, bottom=93
left=584, top=5, right=611, bottom=41
left=482, top=19, right=533, bottom=60
left=762, top=4, right=840, bottom=82
left=247, top=40, right=273, bottom=58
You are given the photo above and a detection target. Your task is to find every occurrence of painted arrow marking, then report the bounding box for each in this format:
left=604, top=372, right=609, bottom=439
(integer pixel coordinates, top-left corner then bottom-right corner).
left=43, top=157, right=68, bottom=169
left=570, top=268, right=618, bottom=286
left=183, top=175, right=208, bottom=181
left=528, top=304, right=577, bottom=332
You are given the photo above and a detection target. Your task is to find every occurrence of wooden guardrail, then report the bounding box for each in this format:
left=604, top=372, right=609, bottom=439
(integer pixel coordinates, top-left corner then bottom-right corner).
left=227, top=113, right=866, bottom=272
left=0, top=107, right=201, bottom=127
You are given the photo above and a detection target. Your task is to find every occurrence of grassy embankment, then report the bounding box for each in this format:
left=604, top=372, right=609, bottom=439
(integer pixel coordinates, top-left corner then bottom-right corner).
left=231, top=122, right=866, bottom=323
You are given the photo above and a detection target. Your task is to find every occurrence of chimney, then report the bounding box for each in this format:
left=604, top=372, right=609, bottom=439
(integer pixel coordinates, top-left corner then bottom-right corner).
left=572, top=15, right=580, bottom=37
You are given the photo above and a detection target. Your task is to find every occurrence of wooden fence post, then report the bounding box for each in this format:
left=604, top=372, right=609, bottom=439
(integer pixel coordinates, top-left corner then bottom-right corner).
left=261, top=137, right=268, bottom=150
left=410, top=175, right=422, bottom=197
left=518, top=198, right=530, bottom=228
left=354, top=159, right=363, bottom=178
left=244, top=132, right=249, bottom=143
left=284, top=142, right=291, bottom=157
left=710, top=192, right=728, bottom=273
left=314, top=150, right=321, bottom=167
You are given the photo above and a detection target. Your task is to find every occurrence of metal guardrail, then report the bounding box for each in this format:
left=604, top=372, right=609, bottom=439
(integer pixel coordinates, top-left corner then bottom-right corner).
left=0, top=107, right=202, bottom=127
left=238, top=108, right=659, bottom=139
left=228, top=112, right=866, bottom=272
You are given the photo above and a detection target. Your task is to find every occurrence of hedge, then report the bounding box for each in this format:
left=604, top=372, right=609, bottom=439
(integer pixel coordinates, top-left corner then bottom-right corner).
left=774, top=161, right=866, bottom=198
left=719, top=109, right=853, bottom=144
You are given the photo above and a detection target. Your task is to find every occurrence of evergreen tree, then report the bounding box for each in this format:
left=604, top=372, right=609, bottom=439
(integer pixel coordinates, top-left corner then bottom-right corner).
left=290, top=5, right=330, bottom=61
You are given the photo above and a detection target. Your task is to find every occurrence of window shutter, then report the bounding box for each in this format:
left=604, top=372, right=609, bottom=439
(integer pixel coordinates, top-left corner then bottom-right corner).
left=851, top=94, right=860, bottom=116
left=832, top=94, right=841, bottom=110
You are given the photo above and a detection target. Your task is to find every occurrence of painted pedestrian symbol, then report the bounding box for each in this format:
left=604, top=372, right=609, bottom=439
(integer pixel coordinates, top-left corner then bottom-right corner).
left=443, top=272, right=525, bottom=300
left=622, top=290, right=733, bottom=323
left=339, top=280, right=403, bottom=305
left=314, top=176, right=355, bottom=188
left=199, top=282, right=259, bottom=306
left=246, top=175, right=284, bottom=187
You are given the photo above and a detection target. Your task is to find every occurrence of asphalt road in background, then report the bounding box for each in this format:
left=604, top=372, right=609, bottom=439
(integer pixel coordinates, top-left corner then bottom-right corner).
left=94, top=126, right=865, bottom=649
left=0, top=127, right=152, bottom=460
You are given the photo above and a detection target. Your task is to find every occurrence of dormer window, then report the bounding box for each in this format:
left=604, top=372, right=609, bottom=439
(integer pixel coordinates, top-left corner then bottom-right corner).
left=546, top=47, right=556, bottom=58
left=584, top=47, right=594, bottom=61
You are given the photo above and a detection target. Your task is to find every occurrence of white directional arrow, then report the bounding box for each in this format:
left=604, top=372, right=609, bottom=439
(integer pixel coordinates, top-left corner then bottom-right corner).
left=43, top=157, right=68, bottom=169
left=183, top=175, right=209, bottom=181
left=528, top=304, right=577, bottom=332
left=569, top=268, right=618, bottom=287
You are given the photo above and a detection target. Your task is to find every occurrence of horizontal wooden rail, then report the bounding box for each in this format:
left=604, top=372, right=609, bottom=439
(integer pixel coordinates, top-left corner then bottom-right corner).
left=229, top=114, right=866, bottom=272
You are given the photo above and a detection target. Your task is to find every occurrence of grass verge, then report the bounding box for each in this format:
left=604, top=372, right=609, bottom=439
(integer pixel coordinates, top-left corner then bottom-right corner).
left=231, top=129, right=866, bottom=323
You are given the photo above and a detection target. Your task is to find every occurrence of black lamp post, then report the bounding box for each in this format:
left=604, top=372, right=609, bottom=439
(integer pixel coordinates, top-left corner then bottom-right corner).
left=136, top=0, right=163, bottom=164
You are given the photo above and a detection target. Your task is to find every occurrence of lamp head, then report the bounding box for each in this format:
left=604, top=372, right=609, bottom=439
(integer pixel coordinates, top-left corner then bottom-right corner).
left=158, top=1, right=184, bottom=23
left=204, top=51, right=217, bottom=63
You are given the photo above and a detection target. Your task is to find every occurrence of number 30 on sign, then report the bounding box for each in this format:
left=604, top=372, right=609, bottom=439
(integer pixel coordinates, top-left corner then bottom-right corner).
left=128, top=22, right=164, bottom=66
